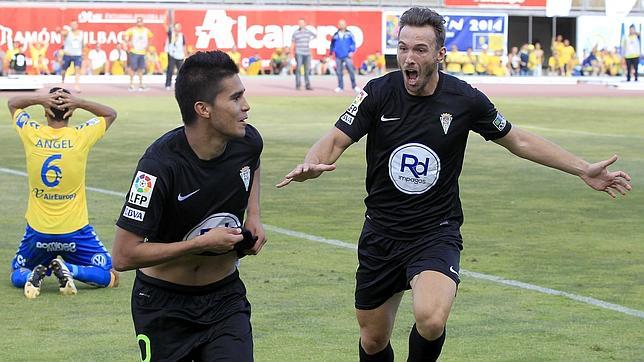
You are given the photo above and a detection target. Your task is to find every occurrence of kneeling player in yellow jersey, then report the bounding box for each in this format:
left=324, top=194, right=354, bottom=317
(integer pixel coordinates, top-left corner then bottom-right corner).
left=8, top=88, right=119, bottom=299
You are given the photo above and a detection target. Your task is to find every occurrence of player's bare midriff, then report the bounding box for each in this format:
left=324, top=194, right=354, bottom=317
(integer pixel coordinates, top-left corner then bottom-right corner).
left=140, top=252, right=238, bottom=286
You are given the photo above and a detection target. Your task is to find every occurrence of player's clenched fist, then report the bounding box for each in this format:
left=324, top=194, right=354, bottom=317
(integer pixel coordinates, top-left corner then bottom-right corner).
left=196, top=227, right=244, bottom=254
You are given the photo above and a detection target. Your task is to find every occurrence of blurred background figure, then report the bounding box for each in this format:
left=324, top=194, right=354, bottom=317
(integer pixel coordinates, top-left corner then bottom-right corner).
left=59, top=21, right=83, bottom=91
left=88, top=43, right=109, bottom=75
left=622, top=24, right=641, bottom=82
left=125, top=17, right=153, bottom=91
left=330, top=19, right=359, bottom=93
left=270, top=48, right=287, bottom=75
left=29, top=41, right=49, bottom=75
left=165, top=22, right=186, bottom=90
left=109, top=43, right=128, bottom=76
left=291, top=18, right=315, bottom=90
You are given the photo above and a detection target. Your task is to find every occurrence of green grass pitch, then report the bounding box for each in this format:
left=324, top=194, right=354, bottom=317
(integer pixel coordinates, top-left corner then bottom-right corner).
left=0, top=94, right=642, bottom=361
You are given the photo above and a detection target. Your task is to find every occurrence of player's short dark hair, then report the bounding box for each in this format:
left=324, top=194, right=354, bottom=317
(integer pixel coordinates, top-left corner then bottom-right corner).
left=399, top=7, right=446, bottom=50
left=174, top=50, right=239, bottom=126
left=48, top=87, right=70, bottom=121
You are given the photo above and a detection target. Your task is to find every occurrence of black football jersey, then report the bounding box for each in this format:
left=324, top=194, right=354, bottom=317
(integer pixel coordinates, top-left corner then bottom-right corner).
left=116, top=125, right=262, bottom=244
left=335, top=71, right=511, bottom=239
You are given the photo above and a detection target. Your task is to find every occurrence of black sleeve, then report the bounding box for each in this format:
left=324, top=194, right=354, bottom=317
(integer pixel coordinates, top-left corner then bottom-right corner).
left=334, top=82, right=377, bottom=142
left=469, top=88, right=512, bottom=141
left=116, top=157, right=170, bottom=237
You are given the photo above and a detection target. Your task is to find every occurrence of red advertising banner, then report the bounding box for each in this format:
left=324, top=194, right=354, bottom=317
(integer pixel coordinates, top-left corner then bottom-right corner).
left=0, top=7, right=381, bottom=72
left=444, top=0, right=546, bottom=7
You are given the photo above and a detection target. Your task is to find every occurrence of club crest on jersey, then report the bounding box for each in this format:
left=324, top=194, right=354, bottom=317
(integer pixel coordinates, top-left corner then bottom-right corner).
left=440, top=113, right=453, bottom=135
left=388, top=143, right=441, bottom=195
left=493, top=112, right=507, bottom=131
left=345, top=89, right=368, bottom=116
left=128, top=171, right=157, bottom=208
left=240, top=166, right=251, bottom=191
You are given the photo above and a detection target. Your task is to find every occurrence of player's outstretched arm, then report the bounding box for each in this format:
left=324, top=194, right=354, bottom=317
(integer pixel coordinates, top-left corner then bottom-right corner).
left=276, top=127, right=353, bottom=188
left=57, top=92, right=118, bottom=129
left=494, top=126, right=632, bottom=198
left=8, top=93, right=57, bottom=118
left=112, top=226, right=244, bottom=271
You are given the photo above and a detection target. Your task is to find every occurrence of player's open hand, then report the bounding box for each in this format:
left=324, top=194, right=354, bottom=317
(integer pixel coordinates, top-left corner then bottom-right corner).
left=276, top=163, right=336, bottom=188
left=580, top=155, right=632, bottom=198
left=197, top=227, right=244, bottom=254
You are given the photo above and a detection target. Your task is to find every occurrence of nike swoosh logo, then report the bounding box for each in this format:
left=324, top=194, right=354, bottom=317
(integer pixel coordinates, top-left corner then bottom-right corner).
left=380, top=115, right=401, bottom=122
left=177, top=189, right=200, bottom=202
left=449, top=266, right=459, bottom=275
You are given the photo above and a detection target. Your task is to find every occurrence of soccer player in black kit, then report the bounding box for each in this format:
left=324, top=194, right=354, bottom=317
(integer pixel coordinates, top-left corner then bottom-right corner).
left=112, top=51, right=265, bottom=361
left=277, top=7, right=631, bottom=362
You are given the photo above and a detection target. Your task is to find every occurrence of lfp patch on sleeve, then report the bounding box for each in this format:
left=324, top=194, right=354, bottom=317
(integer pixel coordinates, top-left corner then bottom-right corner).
left=345, top=89, right=369, bottom=117
left=492, top=112, right=507, bottom=131
left=128, top=171, right=157, bottom=208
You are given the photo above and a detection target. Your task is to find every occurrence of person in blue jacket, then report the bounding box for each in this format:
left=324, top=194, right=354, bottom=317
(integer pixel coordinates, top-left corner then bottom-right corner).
left=330, top=19, right=360, bottom=93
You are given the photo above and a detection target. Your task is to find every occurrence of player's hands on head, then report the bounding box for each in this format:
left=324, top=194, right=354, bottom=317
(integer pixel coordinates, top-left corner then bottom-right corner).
left=55, top=91, right=82, bottom=119
left=580, top=155, right=632, bottom=198
left=196, top=227, right=244, bottom=254
left=276, top=163, right=336, bottom=188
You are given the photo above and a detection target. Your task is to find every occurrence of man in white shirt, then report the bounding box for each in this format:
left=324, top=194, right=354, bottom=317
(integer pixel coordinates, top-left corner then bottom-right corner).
left=88, top=43, right=109, bottom=75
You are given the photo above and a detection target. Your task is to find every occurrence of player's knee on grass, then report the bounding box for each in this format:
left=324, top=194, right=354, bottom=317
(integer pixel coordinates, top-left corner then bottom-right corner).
left=10, top=268, right=31, bottom=288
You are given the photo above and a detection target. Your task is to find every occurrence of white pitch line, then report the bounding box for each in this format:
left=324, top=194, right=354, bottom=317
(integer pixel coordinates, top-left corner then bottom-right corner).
left=1, top=166, right=642, bottom=319
left=519, top=125, right=644, bottom=139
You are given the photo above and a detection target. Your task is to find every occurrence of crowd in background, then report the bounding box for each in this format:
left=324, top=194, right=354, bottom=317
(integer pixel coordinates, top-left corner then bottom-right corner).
left=0, top=24, right=639, bottom=82
left=444, top=33, right=640, bottom=78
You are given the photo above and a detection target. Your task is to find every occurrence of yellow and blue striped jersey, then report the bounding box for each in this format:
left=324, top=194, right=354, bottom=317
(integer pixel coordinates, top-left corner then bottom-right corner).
left=13, top=109, right=106, bottom=234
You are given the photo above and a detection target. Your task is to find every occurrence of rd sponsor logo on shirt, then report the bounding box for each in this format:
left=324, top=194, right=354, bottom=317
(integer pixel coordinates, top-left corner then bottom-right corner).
left=388, top=143, right=440, bottom=194
left=128, top=171, right=157, bottom=208
left=183, top=213, right=241, bottom=240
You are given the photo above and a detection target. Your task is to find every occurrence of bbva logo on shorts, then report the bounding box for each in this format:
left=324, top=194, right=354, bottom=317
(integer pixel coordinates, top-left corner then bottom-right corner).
left=388, top=143, right=440, bottom=194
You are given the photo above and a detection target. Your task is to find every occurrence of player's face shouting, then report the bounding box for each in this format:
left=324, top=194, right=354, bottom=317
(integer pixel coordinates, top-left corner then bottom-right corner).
left=397, top=25, right=446, bottom=96
left=209, top=75, right=250, bottom=139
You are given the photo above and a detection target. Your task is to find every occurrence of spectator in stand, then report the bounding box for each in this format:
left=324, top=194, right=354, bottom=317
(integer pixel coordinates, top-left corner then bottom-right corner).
left=359, top=54, right=377, bottom=75
left=548, top=50, right=563, bottom=76
left=8, top=41, right=27, bottom=75
left=270, top=48, right=287, bottom=75
left=609, top=48, right=622, bottom=76
left=29, top=41, right=49, bottom=75
left=622, top=24, right=641, bottom=82
left=88, top=43, right=109, bottom=75
left=165, top=22, right=186, bottom=90
left=226, top=45, right=243, bottom=74
left=508, top=46, right=520, bottom=76
left=291, top=18, right=316, bottom=90
left=247, top=53, right=264, bottom=75
left=489, top=49, right=506, bottom=76
left=330, top=19, right=359, bottom=93
left=51, top=48, right=64, bottom=75
left=445, top=45, right=463, bottom=75
left=581, top=47, right=601, bottom=76
left=125, top=17, right=153, bottom=91
left=476, top=45, right=489, bottom=75
left=146, top=46, right=163, bottom=75
left=551, top=34, right=564, bottom=58
left=375, top=51, right=386, bottom=75
left=109, top=43, right=128, bottom=76
left=529, top=42, right=544, bottom=76
left=519, top=44, right=530, bottom=76
left=461, top=47, right=476, bottom=75
left=560, top=39, right=576, bottom=76
left=4, top=41, right=20, bottom=75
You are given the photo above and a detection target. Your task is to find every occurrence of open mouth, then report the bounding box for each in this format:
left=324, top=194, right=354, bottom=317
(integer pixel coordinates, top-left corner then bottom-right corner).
left=404, top=69, right=419, bottom=86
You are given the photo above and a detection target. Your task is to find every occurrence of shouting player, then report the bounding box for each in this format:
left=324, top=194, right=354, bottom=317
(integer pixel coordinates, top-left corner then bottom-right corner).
left=112, top=50, right=266, bottom=361
left=9, top=88, right=119, bottom=299
left=277, top=7, right=631, bottom=361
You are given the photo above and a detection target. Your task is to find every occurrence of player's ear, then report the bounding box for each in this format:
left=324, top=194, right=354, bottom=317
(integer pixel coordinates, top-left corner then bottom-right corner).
left=436, top=46, right=446, bottom=63
left=194, top=101, right=211, bottom=119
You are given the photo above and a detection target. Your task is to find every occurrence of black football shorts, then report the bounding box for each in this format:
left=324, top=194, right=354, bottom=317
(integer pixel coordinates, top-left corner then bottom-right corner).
left=131, top=269, right=253, bottom=361
left=355, top=221, right=463, bottom=310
